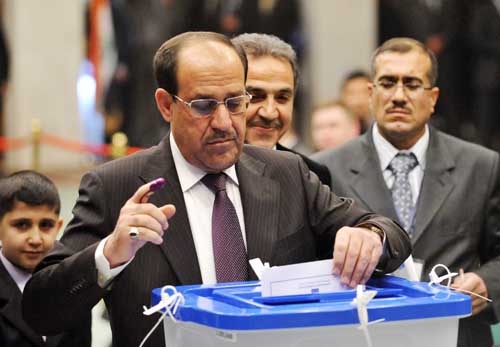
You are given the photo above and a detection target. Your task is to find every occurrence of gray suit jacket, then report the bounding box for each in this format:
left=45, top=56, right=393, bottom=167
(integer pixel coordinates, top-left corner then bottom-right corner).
left=313, top=126, right=500, bottom=347
left=22, top=135, right=410, bottom=347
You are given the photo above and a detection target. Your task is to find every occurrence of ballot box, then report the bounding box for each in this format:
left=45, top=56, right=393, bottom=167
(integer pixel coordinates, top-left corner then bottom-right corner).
left=151, top=276, right=471, bottom=347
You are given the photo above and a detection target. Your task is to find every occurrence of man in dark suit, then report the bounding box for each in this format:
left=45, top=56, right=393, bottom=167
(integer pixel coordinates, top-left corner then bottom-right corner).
left=313, top=37, right=500, bottom=347
left=22, top=32, right=411, bottom=347
left=231, top=33, right=331, bottom=186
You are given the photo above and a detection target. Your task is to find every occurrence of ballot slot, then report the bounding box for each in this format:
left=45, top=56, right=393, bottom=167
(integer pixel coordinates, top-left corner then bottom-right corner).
left=178, top=277, right=431, bottom=308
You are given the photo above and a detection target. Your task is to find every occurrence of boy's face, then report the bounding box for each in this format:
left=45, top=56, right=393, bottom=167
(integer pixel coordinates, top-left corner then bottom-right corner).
left=0, top=201, right=62, bottom=272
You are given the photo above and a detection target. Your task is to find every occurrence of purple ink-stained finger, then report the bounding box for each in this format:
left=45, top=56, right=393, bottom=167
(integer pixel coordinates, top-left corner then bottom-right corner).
left=149, top=178, right=166, bottom=192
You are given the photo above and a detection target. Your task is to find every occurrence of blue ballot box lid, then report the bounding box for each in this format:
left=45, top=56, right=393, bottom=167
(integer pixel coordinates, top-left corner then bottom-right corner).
left=151, top=276, right=471, bottom=331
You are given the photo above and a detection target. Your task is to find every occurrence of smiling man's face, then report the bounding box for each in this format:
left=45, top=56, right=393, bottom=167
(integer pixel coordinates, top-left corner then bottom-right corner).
left=244, top=55, right=295, bottom=149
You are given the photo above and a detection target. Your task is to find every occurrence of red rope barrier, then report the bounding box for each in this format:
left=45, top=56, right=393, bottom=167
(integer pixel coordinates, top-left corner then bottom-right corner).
left=0, top=136, right=30, bottom=151
left=40, top=133, right=109, bottom=156
left=0, top=134, right=144, bottom=156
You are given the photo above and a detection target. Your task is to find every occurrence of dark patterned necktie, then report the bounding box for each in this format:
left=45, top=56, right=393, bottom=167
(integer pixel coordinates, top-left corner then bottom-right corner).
left=202, top=173, right=248, bottom=282
left=388, top=152, right=418, bottom=236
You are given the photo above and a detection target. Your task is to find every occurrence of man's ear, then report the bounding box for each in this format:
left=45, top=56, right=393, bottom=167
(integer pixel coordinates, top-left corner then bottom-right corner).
left=155, top=88, right=174, bottom=122
left=429, top=86, right=440, bottom=114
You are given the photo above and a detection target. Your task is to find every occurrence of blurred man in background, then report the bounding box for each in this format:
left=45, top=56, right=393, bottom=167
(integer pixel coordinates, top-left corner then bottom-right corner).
left=311, top=101, right=360, bottom=152
left=340, top=70, right=372, bottom=133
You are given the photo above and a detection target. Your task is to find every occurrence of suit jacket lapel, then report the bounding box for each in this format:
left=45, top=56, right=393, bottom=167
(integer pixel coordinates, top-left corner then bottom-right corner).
left=138, top=135, right=202, bottom=285
left=237, top=151, right=280, bottom=279
left=412, top=128, right=455, bottom=243
left=0, top=262, right=44, bottom=346
left=347, top=133, right=399, bottom=221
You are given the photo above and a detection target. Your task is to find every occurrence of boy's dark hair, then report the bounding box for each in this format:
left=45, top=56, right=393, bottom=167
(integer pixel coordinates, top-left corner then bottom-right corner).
left=0, top=170, right=60, bottom=220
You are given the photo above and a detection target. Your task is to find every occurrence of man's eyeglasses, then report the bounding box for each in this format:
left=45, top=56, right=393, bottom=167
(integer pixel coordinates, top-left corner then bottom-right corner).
left=373, top=79, right=433, bottom=97
left=173, top=93, right=252, bottom=117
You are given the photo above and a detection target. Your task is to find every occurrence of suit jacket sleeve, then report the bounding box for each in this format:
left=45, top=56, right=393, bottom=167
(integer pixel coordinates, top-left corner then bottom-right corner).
left=294, top=152, right=411, bottom=273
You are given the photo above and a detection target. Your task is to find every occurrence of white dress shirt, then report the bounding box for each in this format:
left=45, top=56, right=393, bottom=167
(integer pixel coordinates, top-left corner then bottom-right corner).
left=0, top=250, right=31, bottom=292
left=95, top=132, right=247, bottom=285
left=372, top=123, right=429, bottom=204
left=170, top=132, right=246, bottom=284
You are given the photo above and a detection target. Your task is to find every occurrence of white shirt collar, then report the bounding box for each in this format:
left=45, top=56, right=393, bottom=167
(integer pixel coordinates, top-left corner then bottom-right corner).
left=169, top=132, right=239, bottom=192
left=372, top=123, right=429, bottom=171
left=0, top=249, right=31, bottom=292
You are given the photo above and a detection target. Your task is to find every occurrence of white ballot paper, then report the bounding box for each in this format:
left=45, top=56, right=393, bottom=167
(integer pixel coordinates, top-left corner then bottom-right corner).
left=391, top=255, right=423, bottom=282
left=260, top=259, right=350, bottom=297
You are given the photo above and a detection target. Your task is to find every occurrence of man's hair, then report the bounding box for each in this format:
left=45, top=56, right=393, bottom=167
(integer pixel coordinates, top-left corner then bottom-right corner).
left=341, top=70, right=370, bottom=90
left=370, top=37, right=438, bottom=86
left=231, top=33, right=299, bottom=92
left=153, top=31, right=248, bottom=95
left=0, top=170, right=60, bottom=220
left=313, top=100, right=358, bottom=122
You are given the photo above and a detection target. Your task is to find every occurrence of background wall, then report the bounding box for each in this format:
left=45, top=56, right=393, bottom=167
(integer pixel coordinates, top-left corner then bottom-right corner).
left=3, top=0, right=86, bottom=171
left=303, top=0, right=376, bottom=104
left=1, top=1, right=376, bottom=170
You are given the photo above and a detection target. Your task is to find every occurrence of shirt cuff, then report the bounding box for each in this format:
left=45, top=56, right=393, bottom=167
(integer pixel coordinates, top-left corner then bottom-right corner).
left=95, top=235, right=133, bottom=288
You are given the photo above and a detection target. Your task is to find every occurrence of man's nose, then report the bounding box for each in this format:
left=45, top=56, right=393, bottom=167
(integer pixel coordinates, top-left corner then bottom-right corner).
left=391, top=83, right=408, bottom=101
left=211, top=104, right=232, bottom=130
left=259, top=98, right=279, bottom=119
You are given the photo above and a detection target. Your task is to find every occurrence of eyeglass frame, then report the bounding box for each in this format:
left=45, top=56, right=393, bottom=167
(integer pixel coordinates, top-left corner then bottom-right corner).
left=372, top=77, right=434, bottom=97
left=173, top=93, right=252, bottom=117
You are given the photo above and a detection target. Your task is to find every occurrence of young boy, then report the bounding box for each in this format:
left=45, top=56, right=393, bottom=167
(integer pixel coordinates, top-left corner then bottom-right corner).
left=0, top=170, right=91, bottom=347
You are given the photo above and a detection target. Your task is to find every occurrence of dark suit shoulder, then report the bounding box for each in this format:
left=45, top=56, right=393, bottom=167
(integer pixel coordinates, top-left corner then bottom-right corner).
left=242, top=144, right=301, bottom=164
left=276, top=143, right=331, bottom=186
left=242, top=144, right=331, bottom=185
left=241, top=145, right=318, bottom=183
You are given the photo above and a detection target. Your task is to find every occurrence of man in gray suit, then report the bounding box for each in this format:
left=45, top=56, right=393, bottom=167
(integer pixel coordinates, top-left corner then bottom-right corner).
left=313, top=37, right=500, bottom=347
left=22, top=32, right=410, bottom=347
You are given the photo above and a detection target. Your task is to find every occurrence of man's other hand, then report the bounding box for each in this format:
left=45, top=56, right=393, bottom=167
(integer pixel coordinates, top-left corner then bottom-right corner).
left=452, top=271, right=489, bottom=315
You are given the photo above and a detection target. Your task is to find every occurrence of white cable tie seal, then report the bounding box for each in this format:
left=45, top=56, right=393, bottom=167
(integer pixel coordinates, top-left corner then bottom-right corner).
left=352, top=285, right=384, bottom=347
left=428, top=264, right=457, bottom=287
left=428, top=263, right=492, bottom=302
left=138, top=285, right=185, bottom=347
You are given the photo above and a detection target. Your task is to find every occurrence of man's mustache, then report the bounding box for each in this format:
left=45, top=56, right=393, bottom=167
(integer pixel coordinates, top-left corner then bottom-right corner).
left=247, top=116, right=283, bottom=129
left=387, top=106, right=412, bottom=114
left=206, top=129, right=238, bottom=143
